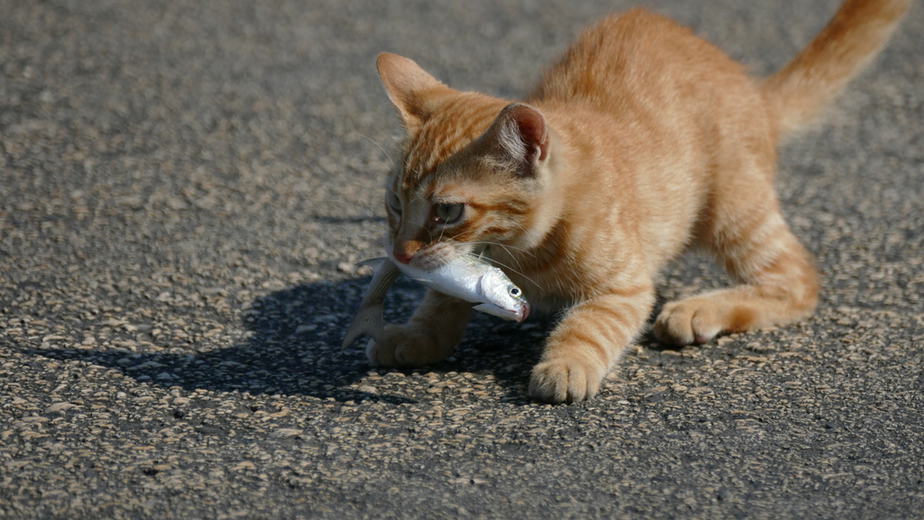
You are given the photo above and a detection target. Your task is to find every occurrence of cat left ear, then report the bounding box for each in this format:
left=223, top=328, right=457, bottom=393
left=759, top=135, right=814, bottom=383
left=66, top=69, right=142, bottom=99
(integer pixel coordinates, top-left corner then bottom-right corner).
left=376, top=52, right=450, bottom=134
left=485, top=103, right=550, bottom=175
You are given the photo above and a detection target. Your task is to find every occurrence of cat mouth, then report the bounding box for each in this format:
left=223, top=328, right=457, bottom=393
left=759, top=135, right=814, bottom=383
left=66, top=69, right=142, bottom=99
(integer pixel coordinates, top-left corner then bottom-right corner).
left=386, top=246, right=448, bottom=272
left=408, top=254, right=444, bottom=271
left=408, top=243, right=464, bottom=271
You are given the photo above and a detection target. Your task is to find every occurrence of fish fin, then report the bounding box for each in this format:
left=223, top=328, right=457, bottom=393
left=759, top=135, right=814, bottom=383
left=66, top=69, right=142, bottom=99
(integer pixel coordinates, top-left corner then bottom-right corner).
left=341, top=303, right=384, bottom=349
left=356, top=256, right=387, bottom=268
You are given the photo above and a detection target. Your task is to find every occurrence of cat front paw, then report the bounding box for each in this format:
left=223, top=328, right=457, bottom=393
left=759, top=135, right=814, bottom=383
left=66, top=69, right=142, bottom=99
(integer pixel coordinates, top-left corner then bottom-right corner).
left=365, top=324, right=451, bottom=368
left=528, top=356, right=605, bottom=403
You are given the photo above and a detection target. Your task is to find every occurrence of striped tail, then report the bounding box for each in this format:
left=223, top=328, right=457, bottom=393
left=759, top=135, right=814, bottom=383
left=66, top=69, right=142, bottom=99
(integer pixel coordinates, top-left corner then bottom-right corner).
left=762, top=0, right=910, bottom=137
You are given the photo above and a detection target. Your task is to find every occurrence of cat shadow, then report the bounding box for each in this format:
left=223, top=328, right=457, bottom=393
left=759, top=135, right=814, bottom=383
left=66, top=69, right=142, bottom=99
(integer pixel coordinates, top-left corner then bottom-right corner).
left=28, top=274, right=555, bottom=405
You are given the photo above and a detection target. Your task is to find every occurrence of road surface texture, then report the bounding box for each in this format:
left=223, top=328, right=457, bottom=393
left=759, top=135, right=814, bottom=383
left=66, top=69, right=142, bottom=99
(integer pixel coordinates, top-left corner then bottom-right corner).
left=2, top=0, right=922, bottom=518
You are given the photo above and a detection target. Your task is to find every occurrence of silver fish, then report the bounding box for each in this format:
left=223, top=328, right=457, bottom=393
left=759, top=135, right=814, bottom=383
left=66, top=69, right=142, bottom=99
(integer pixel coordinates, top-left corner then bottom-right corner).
left=394, top=255, right=530, bottom=322
left=341, top=255, right=529, bottom=349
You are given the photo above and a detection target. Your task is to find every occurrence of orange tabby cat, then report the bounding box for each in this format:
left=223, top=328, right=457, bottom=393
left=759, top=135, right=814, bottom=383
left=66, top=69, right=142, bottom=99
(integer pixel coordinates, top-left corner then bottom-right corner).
left=368, top=0, right=909, bottom=402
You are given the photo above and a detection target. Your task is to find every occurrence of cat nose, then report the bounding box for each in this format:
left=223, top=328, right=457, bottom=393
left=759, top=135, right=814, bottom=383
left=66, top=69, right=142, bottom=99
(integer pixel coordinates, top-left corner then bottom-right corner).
left=393, top=250, right=413, bottom=264
left=392, top=241, right=422, bottom=264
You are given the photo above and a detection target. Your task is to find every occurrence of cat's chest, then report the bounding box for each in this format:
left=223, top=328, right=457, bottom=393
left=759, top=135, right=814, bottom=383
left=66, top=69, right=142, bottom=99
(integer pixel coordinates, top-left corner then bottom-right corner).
left=508, top=268, right=586, bottom=314
left=488, top=247, right=594, bottom=310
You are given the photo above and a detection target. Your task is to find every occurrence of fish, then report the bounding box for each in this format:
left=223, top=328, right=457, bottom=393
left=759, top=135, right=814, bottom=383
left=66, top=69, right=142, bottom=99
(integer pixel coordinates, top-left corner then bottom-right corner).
left=341, top=255, right=530, bottom=349
left=340, top=259, right=400, bottom=349
left=395, top=255, right=530, bottom=322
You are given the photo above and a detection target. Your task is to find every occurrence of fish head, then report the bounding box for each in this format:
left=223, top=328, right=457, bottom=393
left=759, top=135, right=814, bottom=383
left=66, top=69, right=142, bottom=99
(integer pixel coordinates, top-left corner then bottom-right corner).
left=477, top=270, right=530, bottom=322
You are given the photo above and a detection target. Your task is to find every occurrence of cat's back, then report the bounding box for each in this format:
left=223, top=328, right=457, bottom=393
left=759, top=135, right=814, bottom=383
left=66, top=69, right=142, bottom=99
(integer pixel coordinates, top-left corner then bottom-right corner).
left=530, top=9, right=748, bottom=108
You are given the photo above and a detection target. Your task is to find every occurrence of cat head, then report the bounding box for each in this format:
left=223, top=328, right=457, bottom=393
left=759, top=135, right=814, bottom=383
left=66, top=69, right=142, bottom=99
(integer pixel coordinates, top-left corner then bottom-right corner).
left=376, top=52, right=557, bottom=270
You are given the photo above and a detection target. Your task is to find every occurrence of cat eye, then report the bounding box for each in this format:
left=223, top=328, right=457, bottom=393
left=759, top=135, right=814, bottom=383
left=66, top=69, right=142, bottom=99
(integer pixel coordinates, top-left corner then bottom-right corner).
left=386, top=191, right=402, bottom=215
left=433, top=203, right=464, bottom=225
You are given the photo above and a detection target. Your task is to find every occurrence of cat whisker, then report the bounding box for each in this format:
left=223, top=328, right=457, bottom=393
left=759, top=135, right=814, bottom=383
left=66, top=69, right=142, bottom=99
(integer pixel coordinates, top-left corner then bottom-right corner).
left=466, top=240, right=536, bottom=257
left=466, top=240, right=529, bottom=272
left=355, top=132, right=398, bottom=163
left=465, top=252, right=544, bottom=291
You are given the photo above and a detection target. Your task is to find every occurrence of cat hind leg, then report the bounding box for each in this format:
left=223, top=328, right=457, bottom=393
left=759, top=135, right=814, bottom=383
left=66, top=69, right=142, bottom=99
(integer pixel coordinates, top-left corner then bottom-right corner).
left=655, top=186, right=820, bottom=345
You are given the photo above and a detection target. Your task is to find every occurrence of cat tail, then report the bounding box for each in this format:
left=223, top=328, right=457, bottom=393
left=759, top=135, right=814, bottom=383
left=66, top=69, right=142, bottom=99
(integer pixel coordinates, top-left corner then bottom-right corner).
left=761, top=0, right=910, bottom=138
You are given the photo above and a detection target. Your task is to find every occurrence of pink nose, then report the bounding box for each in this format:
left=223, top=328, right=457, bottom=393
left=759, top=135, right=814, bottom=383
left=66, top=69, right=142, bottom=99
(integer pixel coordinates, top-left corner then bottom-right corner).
left=393, top=250, right=413, bottom=264
left=393, top=240, right=422, bottom=264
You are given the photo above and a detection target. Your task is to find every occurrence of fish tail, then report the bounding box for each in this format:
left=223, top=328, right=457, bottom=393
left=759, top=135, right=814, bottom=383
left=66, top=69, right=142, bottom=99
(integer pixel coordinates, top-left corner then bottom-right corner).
left=341, top=303, right=384, bottom=349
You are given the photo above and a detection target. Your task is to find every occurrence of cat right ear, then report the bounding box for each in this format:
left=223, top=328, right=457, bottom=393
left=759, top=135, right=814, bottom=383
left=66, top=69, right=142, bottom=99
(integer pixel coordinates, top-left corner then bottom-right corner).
left=376, top=53, right=448, bottom=134
left=484, top=103, right=550, bottom=177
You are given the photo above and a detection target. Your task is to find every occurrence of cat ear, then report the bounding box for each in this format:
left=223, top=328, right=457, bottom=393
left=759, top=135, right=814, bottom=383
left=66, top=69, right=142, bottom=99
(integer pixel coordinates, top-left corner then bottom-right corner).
left=484, top=103, right=550, bottom=176
left=376, top=52, right=448, bottom=133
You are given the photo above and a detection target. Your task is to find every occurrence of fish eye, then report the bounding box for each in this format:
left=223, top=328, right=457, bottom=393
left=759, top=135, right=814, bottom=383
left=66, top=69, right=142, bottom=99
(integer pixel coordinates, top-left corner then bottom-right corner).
left=433, top=202, right=464, bottom=225
left=509, top=286, right=522, bottom=298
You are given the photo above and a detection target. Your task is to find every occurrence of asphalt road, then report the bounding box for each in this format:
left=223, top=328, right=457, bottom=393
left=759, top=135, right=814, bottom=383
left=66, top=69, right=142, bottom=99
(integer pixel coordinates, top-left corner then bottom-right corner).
left=2, top=0, right=922, bottom=518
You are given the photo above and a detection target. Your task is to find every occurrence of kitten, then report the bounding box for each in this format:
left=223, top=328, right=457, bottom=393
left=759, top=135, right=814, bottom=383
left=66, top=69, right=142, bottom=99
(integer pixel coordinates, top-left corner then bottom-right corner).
left=368, top=0, right=909, bottom=402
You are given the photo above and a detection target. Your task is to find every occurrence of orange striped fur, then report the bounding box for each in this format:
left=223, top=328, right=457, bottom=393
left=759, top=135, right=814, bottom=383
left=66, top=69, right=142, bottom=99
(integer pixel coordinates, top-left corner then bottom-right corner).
left=368, top=0, right=909, bottom=402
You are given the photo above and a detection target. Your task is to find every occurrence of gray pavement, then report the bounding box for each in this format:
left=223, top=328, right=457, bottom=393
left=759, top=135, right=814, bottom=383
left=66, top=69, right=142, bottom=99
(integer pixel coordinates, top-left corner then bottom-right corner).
left=1, top=0, right=922, bottom=518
